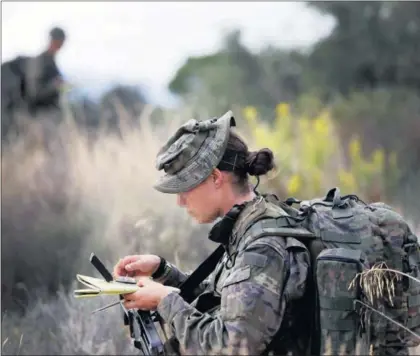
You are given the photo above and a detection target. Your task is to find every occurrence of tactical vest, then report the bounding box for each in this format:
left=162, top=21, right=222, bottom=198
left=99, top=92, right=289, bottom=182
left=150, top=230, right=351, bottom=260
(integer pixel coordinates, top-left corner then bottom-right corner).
left=204, top=196, right=313, bottom=355
left=210, top=196, right=296, bottom=293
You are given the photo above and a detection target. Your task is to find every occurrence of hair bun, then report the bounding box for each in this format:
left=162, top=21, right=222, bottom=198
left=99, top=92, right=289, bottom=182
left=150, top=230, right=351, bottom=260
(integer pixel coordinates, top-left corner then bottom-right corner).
left=246, top=148, right=274, bottom=176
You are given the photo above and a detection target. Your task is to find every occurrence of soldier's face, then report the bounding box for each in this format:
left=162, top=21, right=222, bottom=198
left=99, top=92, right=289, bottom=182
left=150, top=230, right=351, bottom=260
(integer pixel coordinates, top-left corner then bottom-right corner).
left=176, top=170, right=225, bottom=224
left=51, top=39, right=64, bottom=53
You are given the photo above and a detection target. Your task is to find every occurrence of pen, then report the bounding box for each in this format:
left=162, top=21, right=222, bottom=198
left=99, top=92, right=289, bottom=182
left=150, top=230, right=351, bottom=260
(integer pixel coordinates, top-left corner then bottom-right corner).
left=92, top=300, right=122, bottom=314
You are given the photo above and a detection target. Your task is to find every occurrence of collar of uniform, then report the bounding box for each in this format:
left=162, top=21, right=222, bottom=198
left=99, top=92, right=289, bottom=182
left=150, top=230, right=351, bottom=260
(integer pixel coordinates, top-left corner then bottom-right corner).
left=229, top=195, right=266, bottom=248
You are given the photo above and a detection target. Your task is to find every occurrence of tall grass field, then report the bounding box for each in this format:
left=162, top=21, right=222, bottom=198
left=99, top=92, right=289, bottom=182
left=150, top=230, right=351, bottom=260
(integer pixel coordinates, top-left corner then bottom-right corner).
left=1, top=105, right=419, bottom=354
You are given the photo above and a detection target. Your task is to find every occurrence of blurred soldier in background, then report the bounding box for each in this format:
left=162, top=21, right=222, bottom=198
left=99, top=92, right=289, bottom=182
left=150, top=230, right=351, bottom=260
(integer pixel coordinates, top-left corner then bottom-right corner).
left=25, top=26, right=66, bottom=116
left=1, top=27, right=67, bottom=139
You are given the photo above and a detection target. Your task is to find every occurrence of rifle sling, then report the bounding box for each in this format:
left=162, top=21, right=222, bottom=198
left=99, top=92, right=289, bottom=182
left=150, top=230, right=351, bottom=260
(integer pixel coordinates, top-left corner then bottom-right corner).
left=179, top=244, right=225, bottom=304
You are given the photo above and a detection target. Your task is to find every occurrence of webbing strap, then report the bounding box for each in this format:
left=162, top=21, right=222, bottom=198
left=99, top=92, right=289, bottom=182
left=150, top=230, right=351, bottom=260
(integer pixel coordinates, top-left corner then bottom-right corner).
left=178, top=244, right=225, bottom=304
left=409, top=294, right=420, bottom=308
left=408, top=314, right=420, bottom=329
left=319, top=296, right=355, bottom=311
left=321, top=230, right=361, bottom=244
left=322, top=317, right=356, bottom=331
left=243, top=218, right=315, bottom=245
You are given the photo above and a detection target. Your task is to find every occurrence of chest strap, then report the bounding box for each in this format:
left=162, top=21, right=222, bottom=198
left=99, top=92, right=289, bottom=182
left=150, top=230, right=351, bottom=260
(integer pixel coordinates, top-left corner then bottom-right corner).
left=178, top=245, right=225, bottom=304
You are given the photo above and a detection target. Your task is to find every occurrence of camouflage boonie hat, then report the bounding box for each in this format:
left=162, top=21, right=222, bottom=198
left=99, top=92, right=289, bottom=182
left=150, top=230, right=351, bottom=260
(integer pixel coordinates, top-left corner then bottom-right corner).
left=153, top=111, right=236, bottom=194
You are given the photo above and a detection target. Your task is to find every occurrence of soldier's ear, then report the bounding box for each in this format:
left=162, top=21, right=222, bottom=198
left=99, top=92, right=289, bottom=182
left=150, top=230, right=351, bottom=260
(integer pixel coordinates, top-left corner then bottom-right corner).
left=211, top=169, right=224, bottom=189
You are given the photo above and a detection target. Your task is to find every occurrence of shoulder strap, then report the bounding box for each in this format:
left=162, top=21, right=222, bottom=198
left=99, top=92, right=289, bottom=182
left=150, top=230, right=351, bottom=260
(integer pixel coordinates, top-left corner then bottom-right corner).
left=239, top=217, right=316, bottom=249
left=178, top=245, right=225, bottom=303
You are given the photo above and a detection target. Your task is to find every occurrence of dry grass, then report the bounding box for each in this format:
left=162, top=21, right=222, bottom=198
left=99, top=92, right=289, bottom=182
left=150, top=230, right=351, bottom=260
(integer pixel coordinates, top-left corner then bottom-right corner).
left=1, top=285, right=139, bottom=355
left=350, top=264, right=420, bottom=354
left=350, top=262, right=402, bottom=307
left=1, top=106, right=215, bottom=354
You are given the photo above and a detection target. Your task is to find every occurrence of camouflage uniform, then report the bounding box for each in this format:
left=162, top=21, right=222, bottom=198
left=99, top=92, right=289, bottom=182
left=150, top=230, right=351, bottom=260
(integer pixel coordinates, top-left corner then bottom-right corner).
left=24, top=51, right=62, bottom=114
left=155, top=197, right=311, bottom=355
left=1, top=56, right=29, bottom=138
left=152, top=111, right=312, bottom=355
left=1, top=52, right=62, bottom=116
left=1, top=51, right=62, bottom=141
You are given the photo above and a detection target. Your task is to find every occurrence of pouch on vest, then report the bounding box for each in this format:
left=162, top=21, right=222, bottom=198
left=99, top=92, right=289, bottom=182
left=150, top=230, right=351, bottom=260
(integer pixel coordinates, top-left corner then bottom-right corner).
left=316, top=247, right=370, bottom=355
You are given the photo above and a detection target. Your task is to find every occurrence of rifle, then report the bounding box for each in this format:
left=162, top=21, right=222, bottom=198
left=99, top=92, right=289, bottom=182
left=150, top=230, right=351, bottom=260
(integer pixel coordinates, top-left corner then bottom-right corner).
left=89, top=253, right=165, bottom=355
left=86, top=245, right=226, bottom=355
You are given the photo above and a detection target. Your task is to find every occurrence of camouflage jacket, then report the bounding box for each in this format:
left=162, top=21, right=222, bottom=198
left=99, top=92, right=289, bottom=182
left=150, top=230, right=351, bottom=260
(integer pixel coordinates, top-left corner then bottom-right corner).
left=155, top=196, right=312, bottom=355
left=24, top=51, right=62, bottom=112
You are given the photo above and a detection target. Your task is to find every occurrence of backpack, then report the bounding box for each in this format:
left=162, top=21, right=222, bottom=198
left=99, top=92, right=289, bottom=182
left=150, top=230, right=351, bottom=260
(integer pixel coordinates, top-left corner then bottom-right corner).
left=260, top=187, right=420, bottom=355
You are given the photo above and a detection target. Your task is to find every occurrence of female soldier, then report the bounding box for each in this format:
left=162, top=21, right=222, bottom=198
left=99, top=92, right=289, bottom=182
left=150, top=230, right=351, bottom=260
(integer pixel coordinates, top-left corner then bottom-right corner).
left=113, top=111, right=311, bottom=355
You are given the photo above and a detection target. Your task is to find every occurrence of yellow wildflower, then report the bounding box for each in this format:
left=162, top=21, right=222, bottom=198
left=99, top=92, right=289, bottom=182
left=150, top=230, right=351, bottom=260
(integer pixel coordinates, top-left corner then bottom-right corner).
left=276, top=103, right=290, bottom=118
left=243, top=106, right=258, bottom=122
left=287, top=174, right=302, bottom=196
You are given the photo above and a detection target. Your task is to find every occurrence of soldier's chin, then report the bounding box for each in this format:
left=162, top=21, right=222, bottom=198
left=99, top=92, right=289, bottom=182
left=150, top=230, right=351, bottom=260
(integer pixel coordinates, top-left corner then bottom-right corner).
left=195, top=214, right=218, bottom=225
left=192, top=216, right=207, bottom=224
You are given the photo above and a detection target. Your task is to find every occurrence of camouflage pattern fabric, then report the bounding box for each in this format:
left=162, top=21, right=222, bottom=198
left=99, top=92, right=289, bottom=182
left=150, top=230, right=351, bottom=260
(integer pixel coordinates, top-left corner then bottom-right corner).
left=24, top=51, right=62, bottom=113
left=155, top=197, right=311, bottom=355
left=1, top=52, right=62, bottom=120
left=263, top=188, right=420, bottom=356
left=316, top=248, right=370, bottom=355
left=153, top=111, right=236, bottom=194
left=1, top=57, right=27, bottom=112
